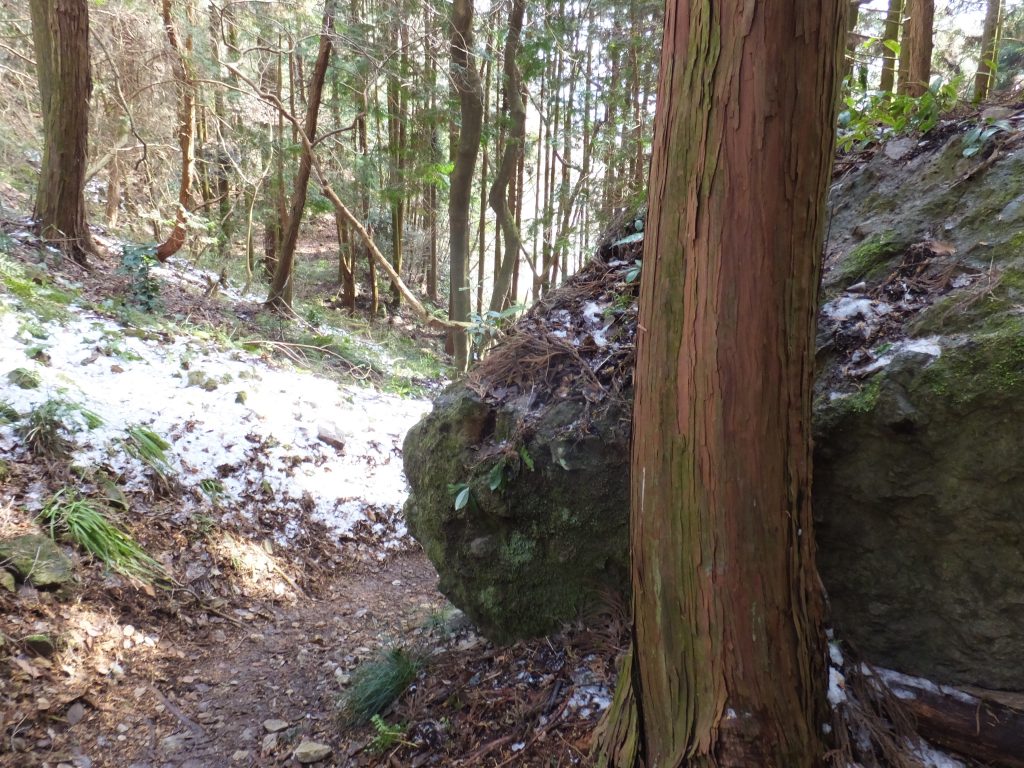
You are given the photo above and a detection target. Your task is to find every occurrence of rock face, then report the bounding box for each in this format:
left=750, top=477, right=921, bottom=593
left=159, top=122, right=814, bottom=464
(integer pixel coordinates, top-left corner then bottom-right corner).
left=405, top=131, right=1024, bottom=689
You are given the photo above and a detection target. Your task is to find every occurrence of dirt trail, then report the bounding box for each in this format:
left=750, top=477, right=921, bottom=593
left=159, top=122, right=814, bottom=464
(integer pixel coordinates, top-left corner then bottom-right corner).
left=3, top=551, right=445, bottom=768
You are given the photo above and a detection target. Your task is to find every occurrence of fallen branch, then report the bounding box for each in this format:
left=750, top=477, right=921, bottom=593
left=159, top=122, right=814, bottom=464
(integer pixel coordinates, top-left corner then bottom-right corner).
left=877, top=669, right=1024, bottom=768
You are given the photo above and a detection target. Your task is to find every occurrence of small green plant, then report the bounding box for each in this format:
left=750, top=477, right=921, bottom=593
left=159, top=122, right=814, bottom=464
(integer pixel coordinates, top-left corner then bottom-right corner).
left=198, top=478, right=225, bottom=504
left=487, top=458, right=506, bottom=492
left=447, top=481, right=471, bottom=511
left=8, top=367, right=41, bottom=389
left=467, top=304, right=522, bottom=359
left=121, top=425, right=175, bottom=481
left=962, top=118, right=1012, bottom=158
left=0, top=402, right=19, bottom=424
left=625, top=259, right=642, bottom=284
left=340, top=646, right=423, bottom=725
left=119, top=244, right=161, bottom=312
left=367, top=715, right=410, bottom=754
left=17, top=400, right=74, bottom=459
left=37, top=490, right=167, bottom=584
left=837, top=76, right=959, bottom=152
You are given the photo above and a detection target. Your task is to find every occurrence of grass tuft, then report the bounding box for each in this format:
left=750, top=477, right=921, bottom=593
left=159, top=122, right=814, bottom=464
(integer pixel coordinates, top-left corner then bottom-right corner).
left=17, top=399, right=74, bottom=459
left=37, top=490, right=167, bottom=584
left=339, top=646, right=423, bottom=725
left=122, top=425, right=174, bottom=479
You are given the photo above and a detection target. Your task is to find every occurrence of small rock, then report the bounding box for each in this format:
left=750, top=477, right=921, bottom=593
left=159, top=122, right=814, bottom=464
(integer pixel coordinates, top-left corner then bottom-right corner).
left=262, top=718, right=289, bottom=733
left=0, top=570, right=15, bottom=593
left=24, top=633, right=56, bottom=657
left=884, top=137, right=916, bottom=161
left=159, top=733, right=190, bottom=754
left=981, top=106, right=1015, bottom=122
left=66, top=701, right=86, bottom=726
left=317, top=421, right=346, bottom=451
left=0, top=535, right=74, bottom=587
left=293, top=741, right=332, bottom=764
left=230, top=750, right=249, bottom=762
left=261, top=733, right=279, bottom=754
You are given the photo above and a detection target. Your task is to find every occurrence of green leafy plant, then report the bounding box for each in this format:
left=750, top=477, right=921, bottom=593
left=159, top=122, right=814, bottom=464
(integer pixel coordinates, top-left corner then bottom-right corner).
left=119, top=244, right=161, bottom=312
left=37, top=490, right=167, bottom=584
left=837, top=76, right=959, bottom=152
left=467, top=304, right=523, bottom=359
left=625, top=259, right=643, bottom=284
left=962, top=118, right=1012, bottom=158
left=447, top=481, right=471, bottom=511
left=367, top=715, right=410, bottom=754
left=340, top=646, right=423, bottom=725
left=518, top=445, right=535, bottom=471
left=487, top=459, right=506, bottom=492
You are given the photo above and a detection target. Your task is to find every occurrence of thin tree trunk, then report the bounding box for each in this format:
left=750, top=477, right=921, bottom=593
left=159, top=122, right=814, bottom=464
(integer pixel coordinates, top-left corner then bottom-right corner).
left=29, top=0, right=96, bottom=264
left=154, top=0, right=196, bottom=262
left=448, top=0, right=484, bottom=371
left=879, top=0, right=903, bottom=93
left=265, top=0, right=335, bottom=310
left=596, top=1, right=846, bottom=765
left=974, top=0, right=1002, bottom=102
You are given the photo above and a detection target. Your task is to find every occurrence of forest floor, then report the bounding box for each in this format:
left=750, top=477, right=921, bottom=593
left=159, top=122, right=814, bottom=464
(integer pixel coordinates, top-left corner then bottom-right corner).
left=0, top=211, right=614, bottom=768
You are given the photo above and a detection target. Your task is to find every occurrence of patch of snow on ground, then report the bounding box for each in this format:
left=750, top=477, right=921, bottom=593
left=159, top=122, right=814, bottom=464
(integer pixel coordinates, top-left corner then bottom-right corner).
left=0, top=302, right=430, bottom=544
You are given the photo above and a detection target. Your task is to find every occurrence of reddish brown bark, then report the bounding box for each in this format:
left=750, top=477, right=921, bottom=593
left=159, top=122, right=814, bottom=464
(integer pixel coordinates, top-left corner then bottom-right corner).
left=597, top=2, right=846, bottom=766
left=901, top=0, right=934, bottom=96
left=29, top=0, right=96, bottom=264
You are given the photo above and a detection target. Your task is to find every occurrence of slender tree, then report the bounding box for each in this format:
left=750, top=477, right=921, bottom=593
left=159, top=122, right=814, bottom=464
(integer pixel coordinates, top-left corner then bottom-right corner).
left=595, top=1, right=846, bottom=765
left=29, top=0, right=96, bottom=264
left=154, top=0, right=196, bottom=262
left=487, top=0, right=526, bottom=313
left=266, top=0, right=336, bottom=310
left=974, top=0, right=1002, bottom=102
left=879, top=0, right=904, bottom=93
left=448, top=0, right=484, bottom=370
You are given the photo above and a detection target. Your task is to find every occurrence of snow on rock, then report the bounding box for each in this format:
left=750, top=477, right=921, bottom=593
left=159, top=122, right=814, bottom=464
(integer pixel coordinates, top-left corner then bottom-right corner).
left=910, top=740, right=966, bottom=768
left=0, top=301, right=430, bottom=545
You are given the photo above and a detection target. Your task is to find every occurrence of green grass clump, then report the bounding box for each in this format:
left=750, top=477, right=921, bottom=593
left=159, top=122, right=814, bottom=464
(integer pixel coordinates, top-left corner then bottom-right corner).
left=37, top=490, right=167, bottom=584
left=339, top=646, right=423, bottom=725
left=8, top=367, right=41, bottom=389
left=0, top=402, right=19, bottom=424
left=17, top=399, right=74, bottom=459
left=121, top=425, right=175, bottom=481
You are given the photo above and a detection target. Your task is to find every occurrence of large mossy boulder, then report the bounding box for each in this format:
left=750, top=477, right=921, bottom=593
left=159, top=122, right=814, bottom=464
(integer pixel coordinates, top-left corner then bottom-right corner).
left=0, top=534, right=74, bottom=587
left=405, top=131, right=1024, bottom=689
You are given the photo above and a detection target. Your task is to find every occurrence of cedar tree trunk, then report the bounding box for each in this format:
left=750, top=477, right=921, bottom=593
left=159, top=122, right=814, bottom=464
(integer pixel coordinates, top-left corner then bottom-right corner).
left=29, top=0, right=96, bottom=264
left=974, top=0, right=1002, bottom=103
left=596, top=1, right=846, bottom=766
left=901, top=0, right=934, bottom=96
left=448, top=0, right=483, bottom=370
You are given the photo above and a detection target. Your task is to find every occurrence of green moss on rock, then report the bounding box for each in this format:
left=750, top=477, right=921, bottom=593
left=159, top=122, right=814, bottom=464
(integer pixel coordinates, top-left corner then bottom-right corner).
left=834, top=231, right=909, bottom=285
